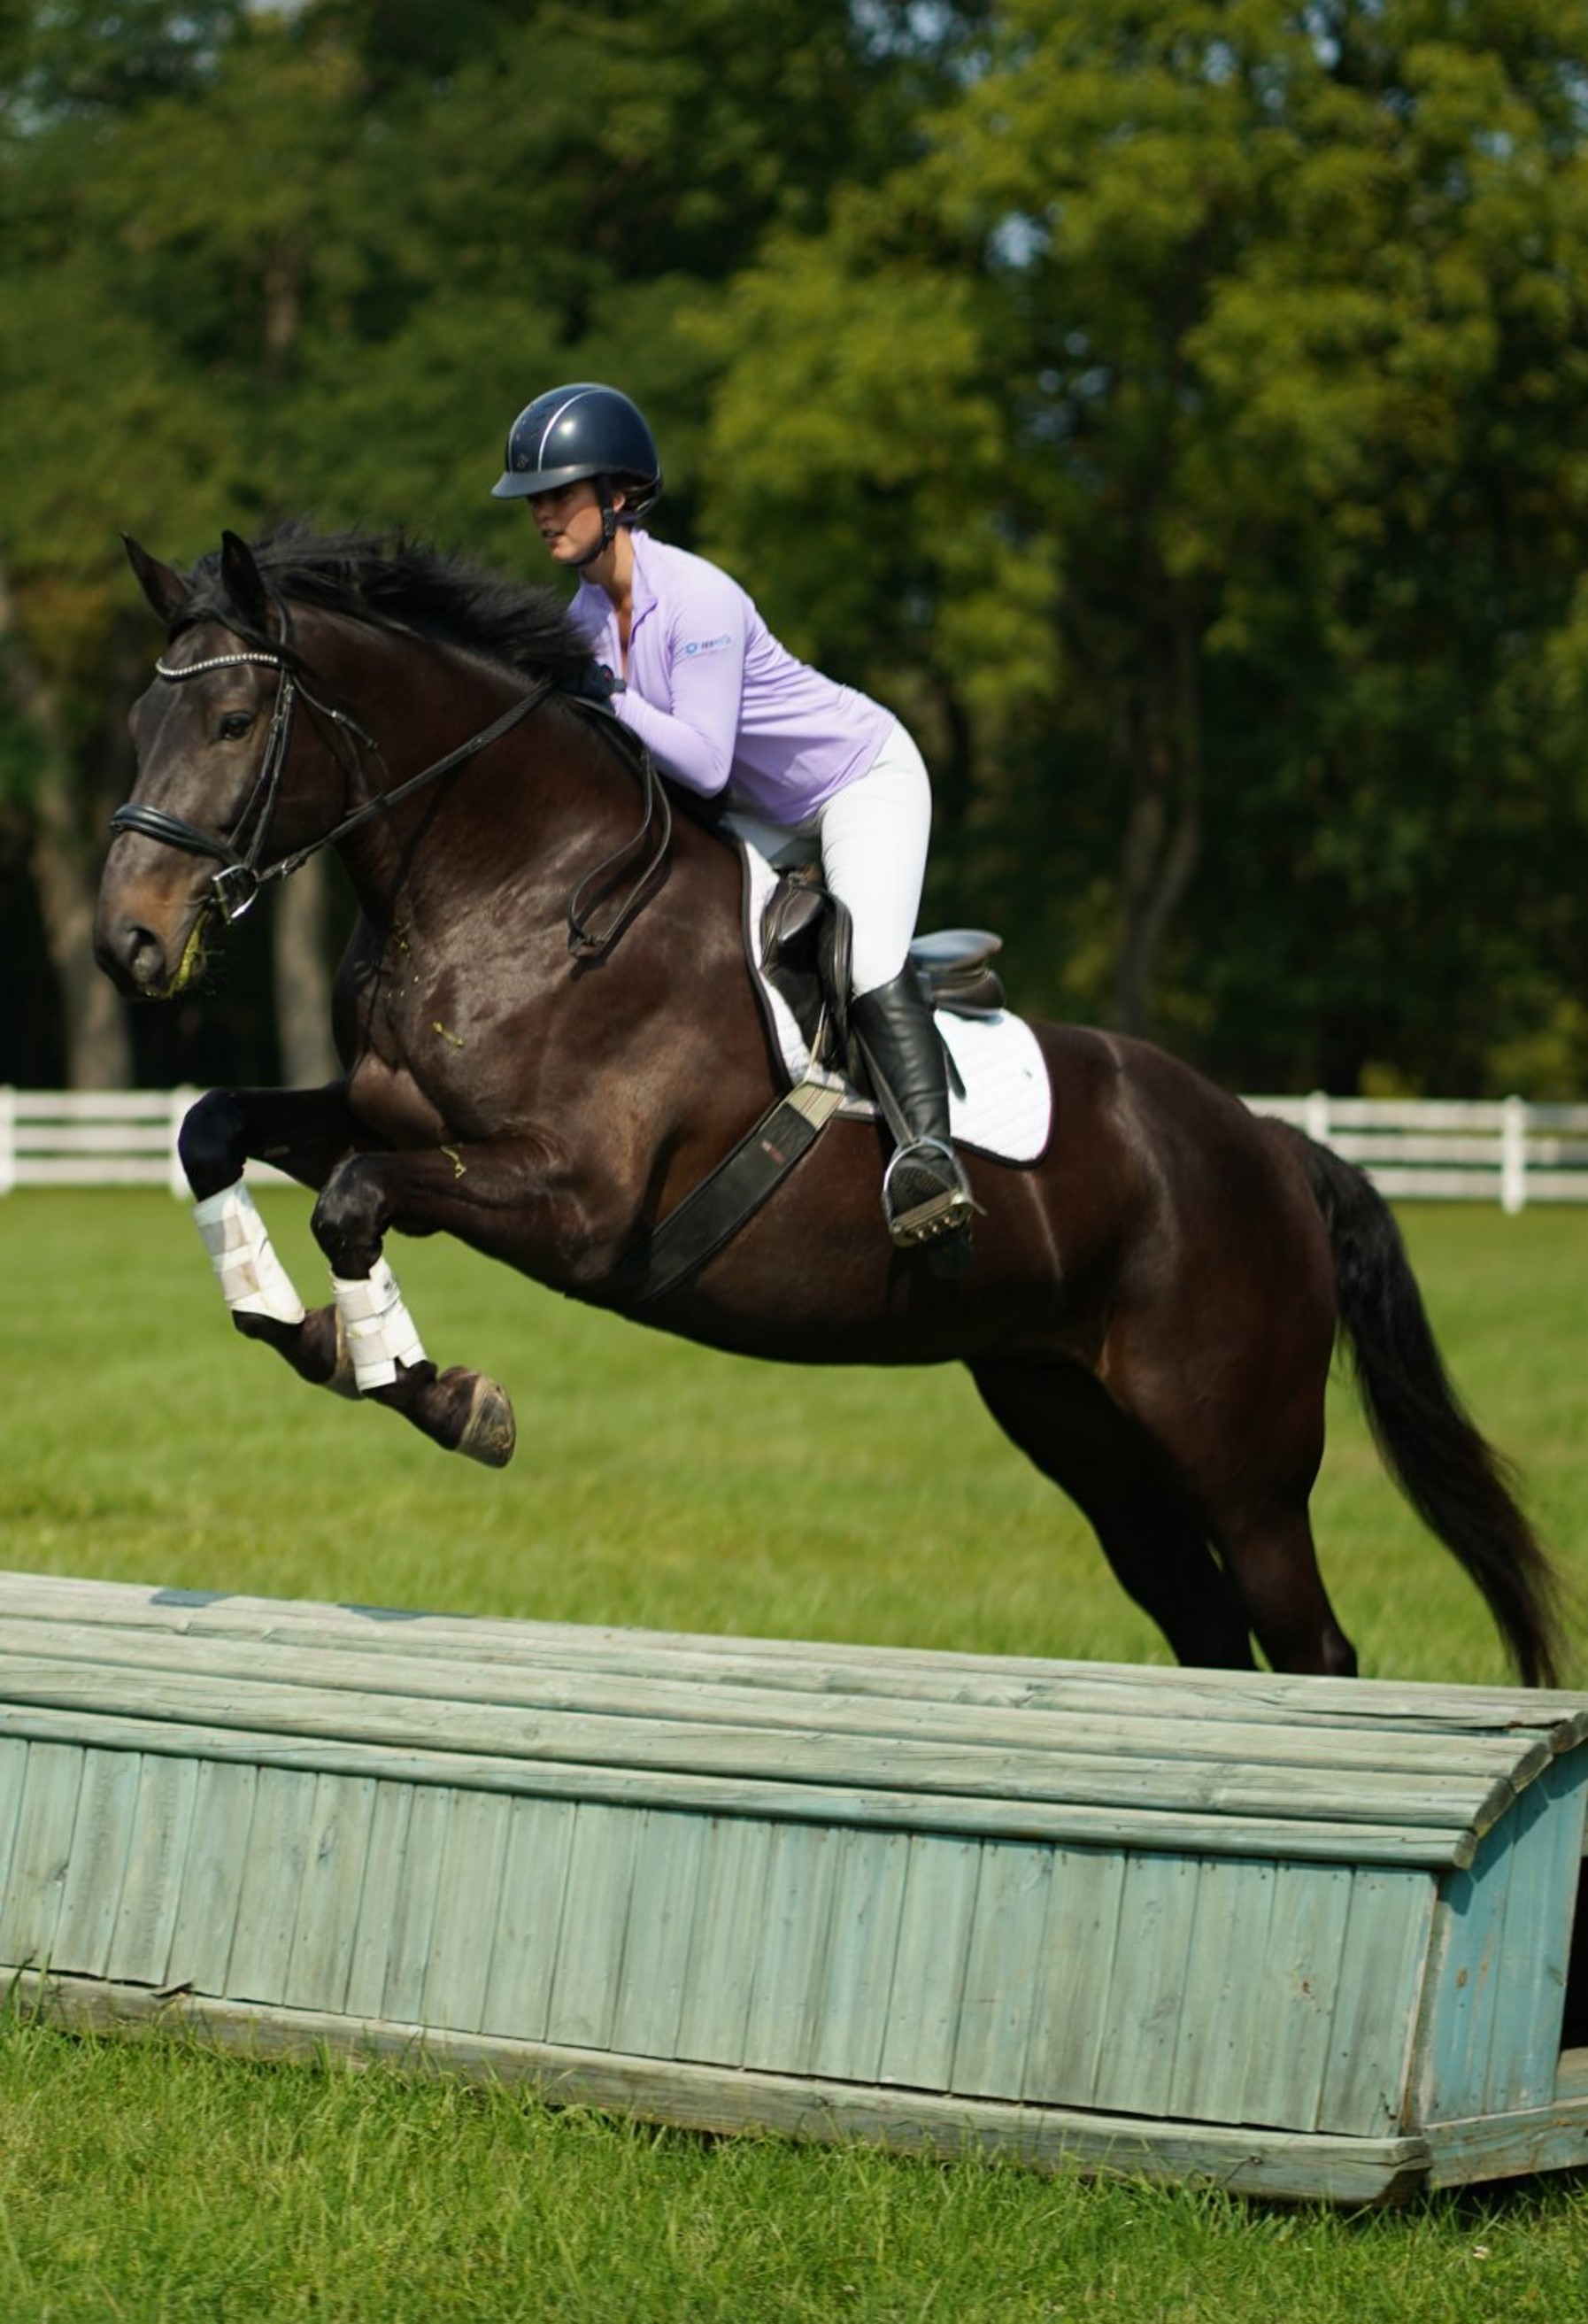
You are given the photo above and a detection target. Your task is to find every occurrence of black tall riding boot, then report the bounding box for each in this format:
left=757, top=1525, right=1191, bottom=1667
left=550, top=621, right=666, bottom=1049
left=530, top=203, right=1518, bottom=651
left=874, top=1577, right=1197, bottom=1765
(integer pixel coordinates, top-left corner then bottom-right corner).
left=851, top=969, right=975, bottom=1253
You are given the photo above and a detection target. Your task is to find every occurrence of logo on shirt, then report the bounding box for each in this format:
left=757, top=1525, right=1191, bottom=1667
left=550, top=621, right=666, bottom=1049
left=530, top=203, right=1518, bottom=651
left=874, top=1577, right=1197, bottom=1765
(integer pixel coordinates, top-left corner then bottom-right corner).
left=682, top=634, right=733, bottom=657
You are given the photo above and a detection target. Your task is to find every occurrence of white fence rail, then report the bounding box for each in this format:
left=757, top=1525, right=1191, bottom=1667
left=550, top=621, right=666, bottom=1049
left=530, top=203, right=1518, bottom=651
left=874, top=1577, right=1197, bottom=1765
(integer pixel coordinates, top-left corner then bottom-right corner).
left=4, top=1088, right=1588, bottom=1211
left=0, top=1090, right=289, bottom=1198
left=1249, top=1093, right=1588, bottom=1213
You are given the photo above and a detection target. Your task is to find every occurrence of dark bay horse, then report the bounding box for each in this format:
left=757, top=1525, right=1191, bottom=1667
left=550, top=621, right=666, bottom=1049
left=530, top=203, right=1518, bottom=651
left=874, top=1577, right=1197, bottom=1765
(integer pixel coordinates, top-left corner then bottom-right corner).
left=94, top=524, right=1565, bottom=1686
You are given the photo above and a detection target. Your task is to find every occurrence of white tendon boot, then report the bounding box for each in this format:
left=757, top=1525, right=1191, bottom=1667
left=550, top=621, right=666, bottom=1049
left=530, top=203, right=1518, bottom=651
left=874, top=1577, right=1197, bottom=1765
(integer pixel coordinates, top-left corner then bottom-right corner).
left=330, top=1256, right=428, bottom=1392
left=193, top=1183, right=306, bottom=1324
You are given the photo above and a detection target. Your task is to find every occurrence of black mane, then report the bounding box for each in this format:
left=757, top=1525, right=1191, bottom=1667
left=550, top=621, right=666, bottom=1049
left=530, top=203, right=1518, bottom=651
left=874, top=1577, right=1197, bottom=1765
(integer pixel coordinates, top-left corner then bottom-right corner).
left=181, top=519, right=593, bottom=683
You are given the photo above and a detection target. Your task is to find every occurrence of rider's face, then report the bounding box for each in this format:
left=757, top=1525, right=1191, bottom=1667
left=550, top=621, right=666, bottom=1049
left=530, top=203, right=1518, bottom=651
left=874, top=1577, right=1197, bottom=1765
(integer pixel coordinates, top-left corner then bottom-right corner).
left=528, top=481, right=613, bottom=567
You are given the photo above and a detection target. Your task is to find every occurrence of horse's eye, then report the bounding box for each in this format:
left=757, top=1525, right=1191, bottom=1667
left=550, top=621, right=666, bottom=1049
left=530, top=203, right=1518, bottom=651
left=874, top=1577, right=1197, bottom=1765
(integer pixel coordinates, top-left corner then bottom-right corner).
left=218, top=711, right=255, bottom=742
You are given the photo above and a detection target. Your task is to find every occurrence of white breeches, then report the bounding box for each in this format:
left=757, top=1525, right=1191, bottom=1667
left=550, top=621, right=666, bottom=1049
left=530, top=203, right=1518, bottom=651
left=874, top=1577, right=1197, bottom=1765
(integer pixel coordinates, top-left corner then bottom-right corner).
left=729, top=723, right=934, bottom=1000
left=807, top=722, right=933, bottom=998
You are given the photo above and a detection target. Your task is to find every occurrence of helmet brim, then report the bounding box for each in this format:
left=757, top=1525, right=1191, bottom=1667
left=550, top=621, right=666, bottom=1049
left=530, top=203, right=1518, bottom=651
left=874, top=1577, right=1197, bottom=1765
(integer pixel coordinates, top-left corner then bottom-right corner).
left=490, top=461, right=602, bottom=501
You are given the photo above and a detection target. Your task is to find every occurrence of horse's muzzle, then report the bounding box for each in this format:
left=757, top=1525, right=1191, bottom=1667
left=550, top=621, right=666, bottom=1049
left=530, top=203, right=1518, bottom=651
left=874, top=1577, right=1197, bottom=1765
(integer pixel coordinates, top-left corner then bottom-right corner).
left=94, top=899, right=209, bottom=1000
left=95, top=912, right=170, bottom=996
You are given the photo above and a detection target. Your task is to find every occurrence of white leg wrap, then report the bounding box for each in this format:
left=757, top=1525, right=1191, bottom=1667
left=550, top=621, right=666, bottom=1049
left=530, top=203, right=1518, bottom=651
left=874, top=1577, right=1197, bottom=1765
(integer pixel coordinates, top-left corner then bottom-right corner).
left=331, top=1257, right=427, bottom=1391
left=193, top=1183, right=306, bottom=1325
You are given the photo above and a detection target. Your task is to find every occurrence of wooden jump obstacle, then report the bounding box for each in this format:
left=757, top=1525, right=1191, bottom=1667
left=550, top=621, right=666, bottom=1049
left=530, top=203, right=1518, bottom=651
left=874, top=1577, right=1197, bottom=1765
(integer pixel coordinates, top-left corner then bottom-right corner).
left=2, top=1570, right=1586, bottom=2206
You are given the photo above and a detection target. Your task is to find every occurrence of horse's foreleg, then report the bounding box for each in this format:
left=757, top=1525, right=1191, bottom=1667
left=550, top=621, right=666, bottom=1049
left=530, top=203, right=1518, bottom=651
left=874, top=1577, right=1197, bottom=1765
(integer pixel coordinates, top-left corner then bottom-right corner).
left=302, top=1140, right=572, bottom=1470
left=179, top=1083, right=364, bottom=1200
left=179, top=1084, right=368, bottom=1407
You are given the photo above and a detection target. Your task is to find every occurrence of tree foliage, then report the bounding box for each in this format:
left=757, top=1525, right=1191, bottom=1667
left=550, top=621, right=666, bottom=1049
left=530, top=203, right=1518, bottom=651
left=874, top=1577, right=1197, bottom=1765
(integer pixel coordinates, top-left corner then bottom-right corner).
left=696, top=0, right=1588, bottom=1089
left=4, top=0, right=1588, bottom=1093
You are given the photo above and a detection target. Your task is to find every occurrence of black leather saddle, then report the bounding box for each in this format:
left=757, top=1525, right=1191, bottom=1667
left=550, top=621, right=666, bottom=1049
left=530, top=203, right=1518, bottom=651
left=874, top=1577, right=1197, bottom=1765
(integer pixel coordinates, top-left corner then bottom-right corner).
left=758, top=862, right=1006, bottom=1069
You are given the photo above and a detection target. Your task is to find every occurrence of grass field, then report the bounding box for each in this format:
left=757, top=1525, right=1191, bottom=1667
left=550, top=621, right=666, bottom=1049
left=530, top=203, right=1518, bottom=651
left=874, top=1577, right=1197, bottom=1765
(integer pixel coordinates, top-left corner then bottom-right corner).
left=2, top=1189, right=1587, bottom=2320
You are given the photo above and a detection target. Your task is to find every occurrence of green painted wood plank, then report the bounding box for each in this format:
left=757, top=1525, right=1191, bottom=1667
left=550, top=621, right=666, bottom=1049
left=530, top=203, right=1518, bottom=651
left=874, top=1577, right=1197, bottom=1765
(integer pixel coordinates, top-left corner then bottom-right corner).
left=0, top=1702, right=1494, bottom=1868
left=281, top=1773, right=377, bottom=2018
left=807, top=1827, right=910, bottom=2085
left=741, top=1822, right=838, bottom=2076
left=1021, top=1845, right=1129, bottom=2110
left=950, top=1841, right=1052, bottom=2099
left=1317, top=1869, right=1435, bottom=2136
left=379, top=1784, right=452, bottom=2027
left=674, top=1816, right=774, bottom=2067
left=4, top=1573, right=1577, bottom=1757
left=166, top=1759, right=259, bottom=1996
left=608, top=1808, right=707, bottom=2062
left=420, top=1788, right=510, bottom=2035
left=227, top=1766, right=316, bottom=2006
left=0, top=1650, right=1535, bottom=1841
left=50, top=1749, right=141, bottom=1980
left=1416, top=1751, right=1587, bottom=2127
left=7, top=1963, right=1439, bottom=2206
left=1555, top=2049, right=1588, bottom=2102
left=0, top=1737, right=30, bottom=1916
left=544, top=1803, right=639, bottom=2052
left=478, top=1795, right=578, bottom=2044
left=0, top=1742, right=83, bottom=1967
left=0, top=1618, right=1545, bottom=1795
left=1089, top=1852, right=1200, bottom=2122
left=1423, top=2093, right=1588, bottom=2189
left=342, top=1781, right=415, bottom=2022
left=1236, top=1862, right=1354, bottom=2132
left=1415, top=1826, right=1515, bottom=2129
left=1479, top=1751, right=1586, bottom=2116
left=104, top=1753, right=200, bottom=1988
left=878, top=1835, right=980, bottom=2091
left=1166, top=1856, right=1276, bottom=2127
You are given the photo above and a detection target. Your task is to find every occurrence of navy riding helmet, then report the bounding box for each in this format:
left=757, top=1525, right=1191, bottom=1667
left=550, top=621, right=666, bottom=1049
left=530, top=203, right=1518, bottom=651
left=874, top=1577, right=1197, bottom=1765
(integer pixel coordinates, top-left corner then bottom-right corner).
left=491, top=382, right=662, bottom=516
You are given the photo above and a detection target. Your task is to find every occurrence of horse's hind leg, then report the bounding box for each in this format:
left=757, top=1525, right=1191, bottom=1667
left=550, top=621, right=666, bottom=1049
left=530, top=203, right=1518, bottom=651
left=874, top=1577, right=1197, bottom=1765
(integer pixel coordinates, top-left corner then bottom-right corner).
left=969, top=1358, right=1259, bottom=1669
left=1214, top=1505, right=1357, bottom=1679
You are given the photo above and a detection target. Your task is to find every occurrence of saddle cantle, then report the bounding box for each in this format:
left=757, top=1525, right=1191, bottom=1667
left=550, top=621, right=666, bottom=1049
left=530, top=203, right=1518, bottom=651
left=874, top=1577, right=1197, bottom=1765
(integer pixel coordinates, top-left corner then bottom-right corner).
left=759, top=863, right=1006, bottom=1066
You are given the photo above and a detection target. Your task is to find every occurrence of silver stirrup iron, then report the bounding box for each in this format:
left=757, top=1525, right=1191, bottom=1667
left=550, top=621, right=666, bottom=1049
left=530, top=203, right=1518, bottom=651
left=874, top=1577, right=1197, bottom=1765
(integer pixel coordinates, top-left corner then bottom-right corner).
left=882, top=1138, right=977, bottom=1249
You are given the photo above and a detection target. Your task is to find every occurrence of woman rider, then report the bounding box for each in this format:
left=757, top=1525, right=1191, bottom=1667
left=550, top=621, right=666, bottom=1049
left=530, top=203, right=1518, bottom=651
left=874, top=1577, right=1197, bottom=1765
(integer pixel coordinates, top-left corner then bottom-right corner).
left=491, top=381, right=975, bottom=1256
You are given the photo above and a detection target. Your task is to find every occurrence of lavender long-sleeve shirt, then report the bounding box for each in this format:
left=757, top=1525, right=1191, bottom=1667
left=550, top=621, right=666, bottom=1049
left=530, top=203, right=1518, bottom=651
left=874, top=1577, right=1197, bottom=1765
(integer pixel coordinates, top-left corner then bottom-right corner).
left=569, top=530, right=895, bottom=824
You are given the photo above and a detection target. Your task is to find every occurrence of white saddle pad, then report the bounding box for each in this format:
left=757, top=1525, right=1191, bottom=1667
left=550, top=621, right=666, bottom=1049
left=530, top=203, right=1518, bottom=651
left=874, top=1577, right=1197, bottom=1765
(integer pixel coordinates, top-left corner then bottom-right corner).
left=740, top=837, right=1052, bottom=1165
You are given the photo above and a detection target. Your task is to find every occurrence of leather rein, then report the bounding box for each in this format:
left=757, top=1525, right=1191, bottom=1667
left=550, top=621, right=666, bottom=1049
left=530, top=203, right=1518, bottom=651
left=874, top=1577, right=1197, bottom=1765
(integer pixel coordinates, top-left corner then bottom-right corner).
left=112, top=630, right=671, bottom=957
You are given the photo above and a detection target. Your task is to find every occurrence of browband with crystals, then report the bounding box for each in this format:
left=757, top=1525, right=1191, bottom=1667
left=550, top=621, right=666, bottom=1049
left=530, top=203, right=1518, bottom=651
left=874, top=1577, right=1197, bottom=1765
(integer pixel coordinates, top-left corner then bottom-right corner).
left=155, top=651, right=285, bottom=679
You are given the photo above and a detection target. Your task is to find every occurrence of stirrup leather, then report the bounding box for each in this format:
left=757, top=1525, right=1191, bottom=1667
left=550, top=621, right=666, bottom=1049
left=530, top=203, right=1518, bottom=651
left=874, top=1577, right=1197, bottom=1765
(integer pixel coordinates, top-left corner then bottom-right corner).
left=882, top=1137, right=976, bottom=1248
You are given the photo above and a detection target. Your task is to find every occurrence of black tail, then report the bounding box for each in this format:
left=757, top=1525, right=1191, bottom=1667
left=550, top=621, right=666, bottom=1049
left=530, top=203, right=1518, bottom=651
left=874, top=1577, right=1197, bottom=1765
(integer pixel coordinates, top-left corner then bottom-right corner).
left=1284, top=1128, right=1566, bottom=1688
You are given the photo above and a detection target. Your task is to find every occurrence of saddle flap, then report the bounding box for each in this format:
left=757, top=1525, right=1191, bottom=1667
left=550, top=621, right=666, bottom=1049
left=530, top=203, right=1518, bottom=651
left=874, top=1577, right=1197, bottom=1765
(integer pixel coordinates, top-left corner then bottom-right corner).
left=758, top=873, right=1006, bottom=1057
left=759, top=863, right=827, bottom=971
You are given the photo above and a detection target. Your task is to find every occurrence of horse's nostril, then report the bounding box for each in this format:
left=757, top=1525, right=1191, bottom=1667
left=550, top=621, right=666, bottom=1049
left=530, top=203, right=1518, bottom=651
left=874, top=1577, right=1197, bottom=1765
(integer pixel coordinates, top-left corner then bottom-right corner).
left=128, top=928, right=166, bottom=984
left=104, top=921, right=168, bottom=993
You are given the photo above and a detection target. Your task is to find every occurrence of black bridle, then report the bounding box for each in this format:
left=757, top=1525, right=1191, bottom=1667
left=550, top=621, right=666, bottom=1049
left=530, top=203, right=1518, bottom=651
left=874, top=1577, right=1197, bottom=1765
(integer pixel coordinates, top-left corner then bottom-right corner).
left=111, top=642, right=556, bottom=924
left=111, top=630, right=670, bottom=954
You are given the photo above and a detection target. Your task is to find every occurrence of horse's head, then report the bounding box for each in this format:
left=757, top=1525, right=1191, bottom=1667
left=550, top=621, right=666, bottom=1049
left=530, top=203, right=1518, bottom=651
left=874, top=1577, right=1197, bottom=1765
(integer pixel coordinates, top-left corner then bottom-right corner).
left=96, top=532, right=297, bottom=997
left=96, top=530, right=341, bottom=999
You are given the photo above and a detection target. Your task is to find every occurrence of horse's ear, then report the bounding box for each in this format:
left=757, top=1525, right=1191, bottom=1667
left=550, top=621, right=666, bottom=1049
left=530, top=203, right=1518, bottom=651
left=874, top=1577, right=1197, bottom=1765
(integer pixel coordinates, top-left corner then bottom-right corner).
left=219, top=529, right=274, bottom=636
left=123, top=536, right=189, bottom=626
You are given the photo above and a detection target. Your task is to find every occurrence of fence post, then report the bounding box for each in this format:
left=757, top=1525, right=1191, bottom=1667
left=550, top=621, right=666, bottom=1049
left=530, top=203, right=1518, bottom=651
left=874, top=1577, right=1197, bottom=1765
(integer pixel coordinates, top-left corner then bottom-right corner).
left=1305, top=1089, right=1330, bottom=1147
left=1501, top=1095, right=1527, bottom=1215
left=0, top=1086, right=13, bottom=1197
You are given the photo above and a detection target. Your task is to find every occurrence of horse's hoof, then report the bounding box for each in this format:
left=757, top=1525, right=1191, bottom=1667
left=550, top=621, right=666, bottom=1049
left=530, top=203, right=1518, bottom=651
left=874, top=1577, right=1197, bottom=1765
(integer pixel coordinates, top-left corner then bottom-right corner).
left=448, top=1369, right=517, bottom=1467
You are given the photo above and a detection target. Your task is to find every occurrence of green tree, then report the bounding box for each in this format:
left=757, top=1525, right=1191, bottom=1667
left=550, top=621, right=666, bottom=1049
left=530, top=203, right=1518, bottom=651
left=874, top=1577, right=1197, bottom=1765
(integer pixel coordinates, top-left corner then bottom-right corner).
left=698, top=0, right=1588, bottom=1089
left=0, top=0, right=940, bottom=1085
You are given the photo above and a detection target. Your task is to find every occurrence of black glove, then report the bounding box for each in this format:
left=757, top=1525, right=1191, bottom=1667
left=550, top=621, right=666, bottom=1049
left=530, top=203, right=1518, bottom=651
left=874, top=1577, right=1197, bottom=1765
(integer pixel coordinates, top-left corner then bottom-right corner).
left=563, top=659, right=625, bottom=705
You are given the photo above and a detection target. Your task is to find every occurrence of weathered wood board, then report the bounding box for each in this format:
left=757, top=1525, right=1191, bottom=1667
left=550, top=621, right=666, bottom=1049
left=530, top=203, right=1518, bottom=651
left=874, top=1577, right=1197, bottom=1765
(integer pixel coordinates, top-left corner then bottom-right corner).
left=2, top=1570, right=1586, bottom=2204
